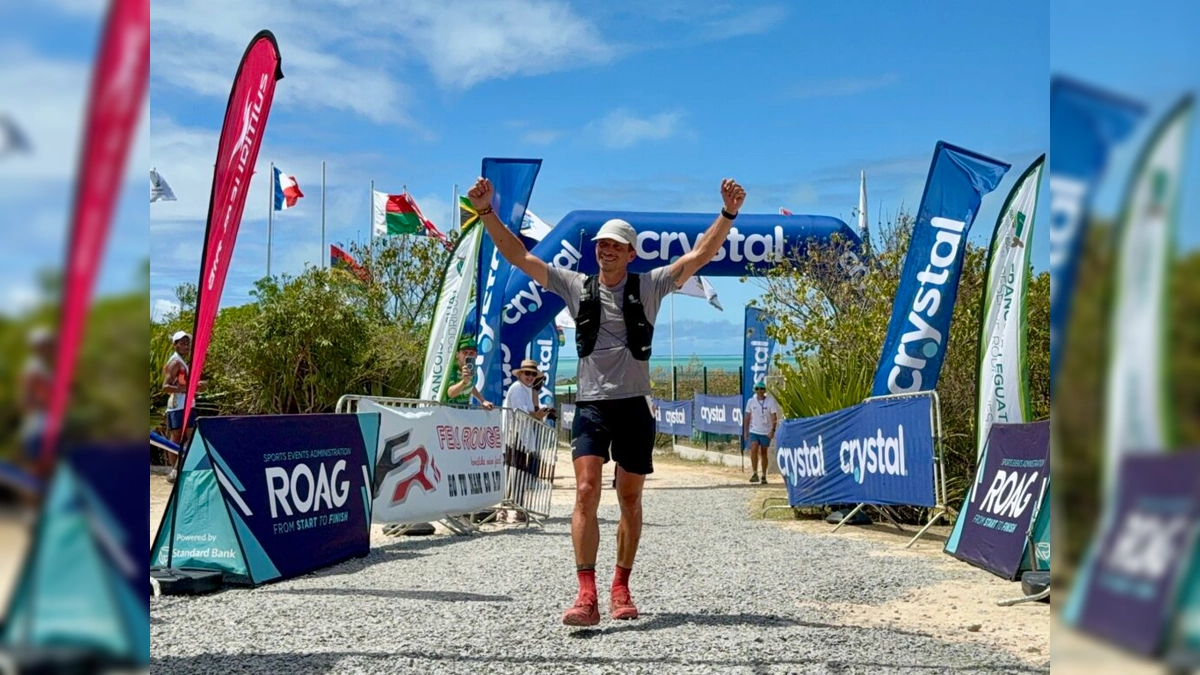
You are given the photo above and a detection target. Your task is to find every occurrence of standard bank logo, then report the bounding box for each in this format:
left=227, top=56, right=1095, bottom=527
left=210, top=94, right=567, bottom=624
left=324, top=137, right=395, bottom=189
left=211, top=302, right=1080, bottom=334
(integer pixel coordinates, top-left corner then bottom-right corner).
left=839, top=425, right=908, bottom=484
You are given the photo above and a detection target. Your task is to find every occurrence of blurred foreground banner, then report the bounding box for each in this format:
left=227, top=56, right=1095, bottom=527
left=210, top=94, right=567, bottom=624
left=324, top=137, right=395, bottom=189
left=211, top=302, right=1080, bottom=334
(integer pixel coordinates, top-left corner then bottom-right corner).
left=776, top=395, right=936, bottom=507
left=1102, top=96, right=1194, bottom=496
left=1066, top=452, right=1200, bottom=657
left=152, top=413, right=378, bottom=585
left=1048, top=77, right=1145, bottom=393
left=946, top=422, right=1050, bottom=581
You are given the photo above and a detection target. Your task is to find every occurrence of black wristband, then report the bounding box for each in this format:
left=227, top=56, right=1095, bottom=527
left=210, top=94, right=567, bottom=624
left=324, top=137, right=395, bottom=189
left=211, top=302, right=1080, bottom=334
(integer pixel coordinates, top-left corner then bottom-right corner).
left=477, top=205, right=494, bottom=217
left=721, top=208, right=738, bottom=220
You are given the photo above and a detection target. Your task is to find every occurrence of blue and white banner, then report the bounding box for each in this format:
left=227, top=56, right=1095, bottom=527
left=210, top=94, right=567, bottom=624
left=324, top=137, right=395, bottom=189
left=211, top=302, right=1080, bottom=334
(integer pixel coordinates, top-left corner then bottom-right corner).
left=872, top=142, right=1010, bottom=397
left=531, top=321, right=559, bottom=411
left=1049, top=77, right=1145, bottom=394
left=693, top=395, right=743, bottom=435
left=743, top=306, right=775, bottom=404
left=474, top=157, right=542, bottom=408
left=497, top=210, right=864, bottom=411
left=652, top=398, right=692, bottom=436
left=776, top=396, right=936, bottom=507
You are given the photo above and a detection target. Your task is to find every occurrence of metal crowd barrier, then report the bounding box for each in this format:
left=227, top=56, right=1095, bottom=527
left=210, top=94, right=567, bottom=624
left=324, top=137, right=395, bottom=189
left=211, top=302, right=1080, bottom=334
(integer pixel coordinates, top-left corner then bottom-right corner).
left=500, top=408, right=559, bottom=525
left=334, top=394, right=558, bottom=532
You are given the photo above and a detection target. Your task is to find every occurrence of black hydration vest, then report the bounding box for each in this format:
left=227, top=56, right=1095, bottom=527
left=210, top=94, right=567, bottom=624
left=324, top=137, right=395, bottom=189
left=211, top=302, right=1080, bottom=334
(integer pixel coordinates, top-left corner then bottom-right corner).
left=574, top=273, right=653, bottom=361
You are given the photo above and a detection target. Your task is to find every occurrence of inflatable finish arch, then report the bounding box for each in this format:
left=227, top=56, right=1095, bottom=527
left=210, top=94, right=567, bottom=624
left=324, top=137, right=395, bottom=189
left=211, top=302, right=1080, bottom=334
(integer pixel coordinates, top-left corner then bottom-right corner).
left=476, top=210, right=865, bottom=404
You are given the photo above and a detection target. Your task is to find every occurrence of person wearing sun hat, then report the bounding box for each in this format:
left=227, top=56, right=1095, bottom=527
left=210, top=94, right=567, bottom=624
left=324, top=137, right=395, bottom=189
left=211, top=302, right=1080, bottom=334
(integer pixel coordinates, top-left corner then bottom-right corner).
left=504, top=359, right=553, bottom=422
left=446, top=335, right=494, bottom=409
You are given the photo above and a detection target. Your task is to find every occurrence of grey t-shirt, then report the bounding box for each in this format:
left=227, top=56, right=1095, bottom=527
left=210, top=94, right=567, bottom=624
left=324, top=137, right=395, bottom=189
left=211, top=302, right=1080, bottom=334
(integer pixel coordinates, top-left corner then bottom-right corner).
left=545, top=265, right=677, bottom=402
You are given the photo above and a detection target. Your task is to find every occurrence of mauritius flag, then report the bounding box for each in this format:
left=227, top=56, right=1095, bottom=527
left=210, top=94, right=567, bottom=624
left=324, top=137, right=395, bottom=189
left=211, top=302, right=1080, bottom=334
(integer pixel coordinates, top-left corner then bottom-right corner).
left=373, top=190, right=449, bottom=245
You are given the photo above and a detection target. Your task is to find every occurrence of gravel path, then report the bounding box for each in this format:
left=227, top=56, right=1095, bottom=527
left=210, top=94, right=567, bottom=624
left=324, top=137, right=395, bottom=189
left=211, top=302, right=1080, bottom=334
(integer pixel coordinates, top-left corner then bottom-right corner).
left=150, top=454, right=1049, bottom=674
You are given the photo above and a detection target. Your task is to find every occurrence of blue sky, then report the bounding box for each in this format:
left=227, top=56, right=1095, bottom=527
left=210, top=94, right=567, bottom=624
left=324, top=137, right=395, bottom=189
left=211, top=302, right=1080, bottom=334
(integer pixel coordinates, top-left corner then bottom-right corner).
left=5, top=2, right=1055, bottom=359
left=139, top=1, right=1049, bottom=356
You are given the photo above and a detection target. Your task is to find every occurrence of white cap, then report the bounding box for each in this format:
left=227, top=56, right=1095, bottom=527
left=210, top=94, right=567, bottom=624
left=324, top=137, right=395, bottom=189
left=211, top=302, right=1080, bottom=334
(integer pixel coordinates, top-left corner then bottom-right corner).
left=592, top=219, right=637, bottom=247
left=171, top=330, right=191, bottom=342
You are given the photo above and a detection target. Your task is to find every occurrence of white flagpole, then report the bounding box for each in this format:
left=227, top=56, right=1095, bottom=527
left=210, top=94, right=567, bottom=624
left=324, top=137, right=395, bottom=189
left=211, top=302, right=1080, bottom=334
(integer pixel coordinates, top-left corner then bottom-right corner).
left=369, top=179, right=375, bottom=245
left=452, top=183, right=458, bottom=234
left=267, top=161, right=274, bottom=277
left=670, top=292, right=676, bottom=400
left=321, top=160, right=327, bottom=269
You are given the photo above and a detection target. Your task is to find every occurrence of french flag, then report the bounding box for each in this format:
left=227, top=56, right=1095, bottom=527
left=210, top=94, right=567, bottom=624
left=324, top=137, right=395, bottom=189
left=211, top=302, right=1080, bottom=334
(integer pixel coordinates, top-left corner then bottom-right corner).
left=272, top=165, right=304, bottom=210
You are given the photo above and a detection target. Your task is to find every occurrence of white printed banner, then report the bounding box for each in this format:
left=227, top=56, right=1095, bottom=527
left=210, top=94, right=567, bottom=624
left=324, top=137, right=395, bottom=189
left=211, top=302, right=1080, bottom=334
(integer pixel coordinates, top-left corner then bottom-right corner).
left=975, top=155, right=1044, bottom=458
left=420, top=222, right=483, bottom=401
left=360, top=400, right=504, bottom=524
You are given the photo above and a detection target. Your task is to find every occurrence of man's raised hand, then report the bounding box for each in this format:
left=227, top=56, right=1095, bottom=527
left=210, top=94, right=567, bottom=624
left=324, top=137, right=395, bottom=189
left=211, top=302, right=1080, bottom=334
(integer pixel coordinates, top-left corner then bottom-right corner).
left=721, top=178, right=746, bottom=215
left=468, top=177, right=494, bottom=211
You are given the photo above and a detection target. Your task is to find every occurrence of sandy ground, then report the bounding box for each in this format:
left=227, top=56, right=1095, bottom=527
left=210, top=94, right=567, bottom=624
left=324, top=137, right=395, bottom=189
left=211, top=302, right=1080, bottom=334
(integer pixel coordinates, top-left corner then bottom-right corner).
left=146, top=448, right=1158, bottom=672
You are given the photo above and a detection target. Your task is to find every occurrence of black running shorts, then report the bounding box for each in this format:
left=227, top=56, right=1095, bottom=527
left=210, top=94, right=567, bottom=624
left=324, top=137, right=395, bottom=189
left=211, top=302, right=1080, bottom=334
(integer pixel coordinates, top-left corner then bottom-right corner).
left=571, top=396, right=656, bottom=475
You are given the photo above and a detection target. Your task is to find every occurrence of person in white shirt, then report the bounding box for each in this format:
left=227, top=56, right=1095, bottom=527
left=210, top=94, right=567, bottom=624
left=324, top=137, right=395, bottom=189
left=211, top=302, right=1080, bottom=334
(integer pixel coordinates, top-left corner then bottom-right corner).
left=504, top=359, right=554, bottom=422
left=743, top=382, right=780, bottom=484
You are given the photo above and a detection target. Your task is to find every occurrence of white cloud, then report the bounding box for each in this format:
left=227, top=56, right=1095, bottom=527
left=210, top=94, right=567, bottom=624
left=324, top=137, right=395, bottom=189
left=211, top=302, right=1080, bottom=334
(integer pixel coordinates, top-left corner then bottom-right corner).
left=521, top=129, right=562, bottom=145
left=790, top=73, right=899, bottom=100
left=0, top=284, right=40, bottom=317
left=395, top=0, right=615, bottom=90
left=150, top=1, right=418, bottom=127
left=149, top=0, right=614, bottom=126
left=587, top=108, right=683, bottom=149
left=152, top=298, right=180, bottom=321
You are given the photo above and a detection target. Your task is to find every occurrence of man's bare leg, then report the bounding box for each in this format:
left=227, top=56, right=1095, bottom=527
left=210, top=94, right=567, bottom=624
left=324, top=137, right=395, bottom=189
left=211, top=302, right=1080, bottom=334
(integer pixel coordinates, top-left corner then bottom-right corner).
left=563, top=455, right=603, bottom=625
left=572, top=456, right=603, bottom=567
left=611, top=465, right=645, bottom=619
left=614, top=466, right=645, bottom=568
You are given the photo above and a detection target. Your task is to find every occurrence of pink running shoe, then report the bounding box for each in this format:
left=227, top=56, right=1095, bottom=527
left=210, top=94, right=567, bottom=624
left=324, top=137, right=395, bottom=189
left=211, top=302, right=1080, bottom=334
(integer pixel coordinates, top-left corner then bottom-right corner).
left=562, top=593, right=600, bottom=626
left=610, top=586, right=640, bottom=620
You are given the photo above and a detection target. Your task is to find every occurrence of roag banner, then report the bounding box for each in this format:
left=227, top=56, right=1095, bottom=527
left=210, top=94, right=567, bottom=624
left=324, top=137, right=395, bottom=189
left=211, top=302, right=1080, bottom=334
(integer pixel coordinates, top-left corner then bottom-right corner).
left=652, top=398, right=692, bottom=436
left=360, top=400, right=504, bottom=524
left=945, top=422, right=1050, bottom=580
left=693, top=394, right=742, bottom=435
left=743, top=307, right=775, bottom=404
left=776, top=395, right=935, bottom=507
left=1069, top=453, right=1200, bottom=656
left=1049, top=77, right=1145, bottom=393
left=152, top=413, right=378, bottom=585
left=872, top=142, right=1009, bottom=397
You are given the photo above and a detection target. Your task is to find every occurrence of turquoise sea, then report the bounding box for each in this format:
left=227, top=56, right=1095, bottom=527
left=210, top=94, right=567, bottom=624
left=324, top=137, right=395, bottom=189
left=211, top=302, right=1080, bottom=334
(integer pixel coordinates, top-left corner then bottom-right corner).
left=554, top=354, right=743, bottom=383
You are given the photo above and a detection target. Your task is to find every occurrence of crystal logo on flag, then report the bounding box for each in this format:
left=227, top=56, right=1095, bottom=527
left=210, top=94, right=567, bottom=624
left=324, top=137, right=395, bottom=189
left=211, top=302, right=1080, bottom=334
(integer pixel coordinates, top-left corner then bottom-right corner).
left=885, top=216, right=965, bottom=393
left=501, top=240, right=583, bottom=324
left=1036, top=542, right=1050, bottom=562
